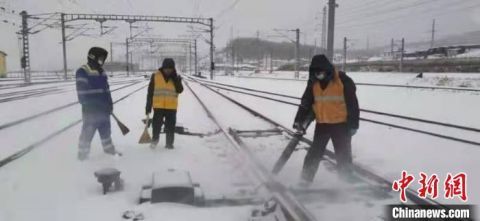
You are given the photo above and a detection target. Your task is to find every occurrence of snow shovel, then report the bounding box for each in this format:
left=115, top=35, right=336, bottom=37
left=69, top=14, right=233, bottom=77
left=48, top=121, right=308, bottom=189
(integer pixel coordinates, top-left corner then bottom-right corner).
left=272, top=111, right=315, bottom=175
left=111, top=113, right=130, bottom=135
left=138, top=114, right=152, bottom=144
left=141, top=118, right=153, bottom=128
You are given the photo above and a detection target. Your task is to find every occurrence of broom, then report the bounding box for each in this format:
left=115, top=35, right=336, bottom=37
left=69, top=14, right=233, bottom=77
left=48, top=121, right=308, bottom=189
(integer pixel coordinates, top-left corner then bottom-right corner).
left=111, top=113, right=130, bottom=135
left=138, top=114, right=152, bottom=144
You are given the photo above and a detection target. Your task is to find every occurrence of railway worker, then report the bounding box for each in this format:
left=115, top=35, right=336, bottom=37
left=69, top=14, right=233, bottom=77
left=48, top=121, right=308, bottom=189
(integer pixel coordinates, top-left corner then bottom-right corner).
left=76, top=47, right=120, bottom=161
left=293, top=54, right=360, bottom=186
left=145, top=58, right=184, bottom=149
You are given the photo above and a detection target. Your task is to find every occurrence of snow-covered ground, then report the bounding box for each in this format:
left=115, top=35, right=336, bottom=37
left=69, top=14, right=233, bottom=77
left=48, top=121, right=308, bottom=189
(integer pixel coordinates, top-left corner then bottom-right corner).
left=232, top=71, right=480, bottom=89
left=0, top=78, right=258, bottom=221
left=207, top=74, right=480, bottom=207
left=0, top=73, right=478, bottom=220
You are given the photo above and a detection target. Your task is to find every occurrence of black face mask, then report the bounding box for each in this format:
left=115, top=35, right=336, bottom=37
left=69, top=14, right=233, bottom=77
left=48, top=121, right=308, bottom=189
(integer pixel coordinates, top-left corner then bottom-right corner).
left=97, top=56, right=106, bottom=67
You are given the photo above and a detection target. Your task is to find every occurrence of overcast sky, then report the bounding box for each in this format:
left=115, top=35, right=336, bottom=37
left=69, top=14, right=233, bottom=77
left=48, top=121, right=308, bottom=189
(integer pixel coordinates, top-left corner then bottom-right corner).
left=1, top=0, right=480, bottom=70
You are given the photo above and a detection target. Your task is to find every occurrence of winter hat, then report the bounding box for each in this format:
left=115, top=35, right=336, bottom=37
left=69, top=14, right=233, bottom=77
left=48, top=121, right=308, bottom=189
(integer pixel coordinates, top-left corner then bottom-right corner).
left=308, top=54, right=335, bottom=82
left=309, top=54, right=334, bottom=73
left=88, top=47, right=108, bottom=64
left=161, top=58, right=176, bottom=69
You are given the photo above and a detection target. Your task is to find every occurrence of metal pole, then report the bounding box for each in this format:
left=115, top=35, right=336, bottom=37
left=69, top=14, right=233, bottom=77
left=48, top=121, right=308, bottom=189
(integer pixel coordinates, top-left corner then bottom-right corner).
left=126, top=38, right=129, bottom=76
left=269, top=50, right=273, bottom=73
left=129, top=22, right=133, bottom=38
left=189, top=41, right=192, bottom=75
left=391, top=38, right=394, bottom=59
left=130, top=51, right=134, bottom=76
left=295, top=28, right=300, bottom=79
left=194, top=39, right=198, bottom=76
left=61, top=13, right=68, bottom=80
left=343, top=37, right=347, bottom=71
left=231, top=40, right=235, bottom=75
left=110, top=42, right=113, bottom=62
left=326, top=0, right=336, bottom=61
left=400, top=38, right=405, bottom=72
left=322, top=6, right=327, bottom=51
left=209, top=18, right=214, bottom=80
left=20, top=11, right=30, bottom=83
left=430, top=19, right=435, bottom=49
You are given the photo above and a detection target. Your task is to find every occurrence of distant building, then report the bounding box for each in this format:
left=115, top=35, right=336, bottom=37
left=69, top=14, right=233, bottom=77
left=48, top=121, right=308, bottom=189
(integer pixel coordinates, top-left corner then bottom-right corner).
left=0, top=51, right=6, bottom=78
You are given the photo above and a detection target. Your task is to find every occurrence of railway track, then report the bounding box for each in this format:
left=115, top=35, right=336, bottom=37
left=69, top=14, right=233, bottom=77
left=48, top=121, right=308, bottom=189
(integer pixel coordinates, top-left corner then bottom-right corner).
left=233, top=75, right=480, bottom=93
left=186, top=76, right=471, bottom=220
left=184, top=79, right=317, bottom=221
left=0, top=80, right=145, bottom=131
left=0, top=82, right=148, bottom=168
left=0, top=79, right=144, bottom=103
left=193, top=77, right=480, bottom=147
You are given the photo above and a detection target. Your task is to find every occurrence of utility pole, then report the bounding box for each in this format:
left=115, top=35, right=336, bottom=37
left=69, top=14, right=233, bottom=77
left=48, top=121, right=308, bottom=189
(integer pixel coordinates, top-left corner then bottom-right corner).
left=400, top=38, right=405, bottom=72
left=269, top=50, right=273, bottom=73
left=231, top=41, right=235, bottom=75
left=209, top=18, right=214, bottom=80
left=430, top=19, right=436, bottom=49
left=128, top=21, right=134, bottom=38
left=60, top=13, right=67, bottom=80
left=110, top=42, right=113, bottom=62
left=295, top=28, right=300, bottom=79
left=20, top=11, right=31, bottom=83
left=321, top=6, right=327, bottom=51
left=256, top=30, right=260, bottom=71
left=125, top=38, right=129, bottom=76
left=230, top=26, right=234, bottom=75
left=343, top=37, right=347, bottom=71
left=366, top=36, right=370, bottom=50
left=189, top=41, right=192, bottom=75
left=326, top=0, right=337, bottom=61
left=194, top=39, right=198, bottom=76
left=391, top=38, right=394, bottom=59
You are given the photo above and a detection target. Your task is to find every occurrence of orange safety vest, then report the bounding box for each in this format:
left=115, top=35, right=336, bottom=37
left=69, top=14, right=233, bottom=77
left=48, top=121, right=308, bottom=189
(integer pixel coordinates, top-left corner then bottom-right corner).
left=312, top=70, right=347, bottom=124
left=152, top=71, right=178, bottom=110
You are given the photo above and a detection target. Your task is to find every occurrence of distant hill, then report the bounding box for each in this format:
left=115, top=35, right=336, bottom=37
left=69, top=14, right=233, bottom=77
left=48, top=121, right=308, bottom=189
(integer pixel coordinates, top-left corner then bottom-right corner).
left=222, top=31, right=480, bottom=61
left=222, top=38, right=325, bottom=62
left=348, top=30, right=480, bottom=58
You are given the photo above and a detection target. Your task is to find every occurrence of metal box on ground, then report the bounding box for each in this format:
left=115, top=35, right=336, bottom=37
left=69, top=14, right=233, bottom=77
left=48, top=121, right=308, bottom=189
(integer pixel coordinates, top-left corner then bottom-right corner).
left=139, top=169, right=204, bottom=206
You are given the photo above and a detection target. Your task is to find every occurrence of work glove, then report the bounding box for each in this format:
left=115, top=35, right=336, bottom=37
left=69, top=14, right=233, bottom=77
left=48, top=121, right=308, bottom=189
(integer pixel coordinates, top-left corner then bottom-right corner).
left=293, top=122, right=306, bottom=135
left=171, top=71, right=179, bottom=79
left=348, top=128, right=358, bottom=136
left=173, top=74, right=182, bottom=82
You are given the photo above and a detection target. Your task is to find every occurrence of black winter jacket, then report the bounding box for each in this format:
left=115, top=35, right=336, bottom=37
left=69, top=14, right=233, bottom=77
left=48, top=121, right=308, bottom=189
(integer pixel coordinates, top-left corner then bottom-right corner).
left=294, top=71, right=360, bottom=129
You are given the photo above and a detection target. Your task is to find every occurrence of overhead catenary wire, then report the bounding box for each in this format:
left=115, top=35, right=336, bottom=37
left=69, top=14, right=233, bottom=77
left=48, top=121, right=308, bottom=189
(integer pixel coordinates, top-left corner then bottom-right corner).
left=337, top=0, right=479, bottom=30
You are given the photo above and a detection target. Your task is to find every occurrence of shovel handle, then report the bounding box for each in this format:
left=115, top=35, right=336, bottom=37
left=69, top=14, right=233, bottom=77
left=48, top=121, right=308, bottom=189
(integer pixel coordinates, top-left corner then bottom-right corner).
left=144, top=114, right=150, bottom=129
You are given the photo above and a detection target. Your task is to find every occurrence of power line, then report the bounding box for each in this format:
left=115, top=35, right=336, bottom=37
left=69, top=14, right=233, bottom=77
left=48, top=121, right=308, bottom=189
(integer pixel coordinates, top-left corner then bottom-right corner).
left=337, top=0, right=480, bottom=30
left=216, top=0, right=241, bottom=18
left=337, top=0, right=443, bottom=26
left=336, top=0, right=405, bottom=22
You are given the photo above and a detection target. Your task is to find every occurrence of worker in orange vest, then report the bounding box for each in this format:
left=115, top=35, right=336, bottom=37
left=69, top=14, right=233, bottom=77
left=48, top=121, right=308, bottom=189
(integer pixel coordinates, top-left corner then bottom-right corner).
left=293, top=54, right=359, bottom=186
left=146, top=58, right=183, bottom=149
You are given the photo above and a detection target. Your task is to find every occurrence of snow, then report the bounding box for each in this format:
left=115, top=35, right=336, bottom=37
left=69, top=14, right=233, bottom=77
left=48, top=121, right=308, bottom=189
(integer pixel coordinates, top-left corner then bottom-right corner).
left=1, top=73, right=479, bottom=220
left=231, top=70, right=480, bottom=89
left=456, top=49, right=480, bottom=58
left=209, top=74, right=480, bottom=128
left=208, top=75, right=480, bottom=208
left=0, top=77, right=257, bottom=221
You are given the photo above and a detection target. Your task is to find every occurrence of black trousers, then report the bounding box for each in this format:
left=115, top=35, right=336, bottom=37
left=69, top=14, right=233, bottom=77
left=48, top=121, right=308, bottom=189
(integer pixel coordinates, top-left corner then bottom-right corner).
left=301, top=123, right=352, bottom=182
left=152, top=108, right=177, bottom=145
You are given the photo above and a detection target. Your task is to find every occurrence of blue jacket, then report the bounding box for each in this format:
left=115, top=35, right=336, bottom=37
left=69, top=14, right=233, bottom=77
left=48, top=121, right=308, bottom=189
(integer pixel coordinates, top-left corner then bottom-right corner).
left=76, top=64, right=113, bottom=113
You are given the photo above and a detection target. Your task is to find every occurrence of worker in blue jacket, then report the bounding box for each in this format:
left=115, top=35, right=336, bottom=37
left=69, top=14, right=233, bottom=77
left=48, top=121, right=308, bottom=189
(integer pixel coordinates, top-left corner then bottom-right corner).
left=76, top=47, right=120, bottom=161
